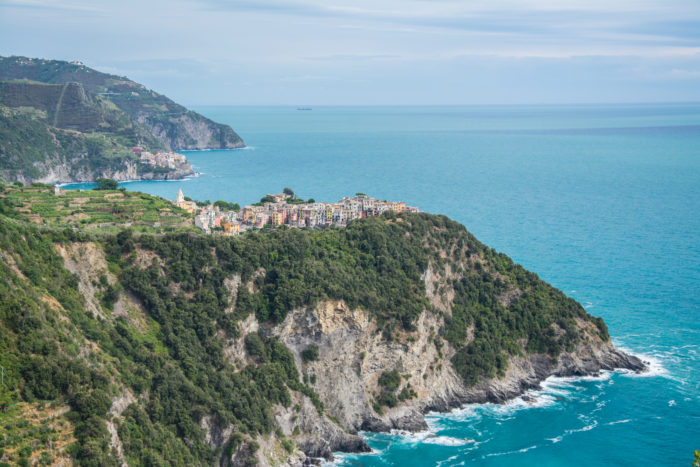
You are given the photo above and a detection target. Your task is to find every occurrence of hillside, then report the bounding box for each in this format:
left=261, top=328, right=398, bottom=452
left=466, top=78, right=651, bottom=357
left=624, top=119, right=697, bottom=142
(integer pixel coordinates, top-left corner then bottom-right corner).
left=0, top=186, right=644, bottom=466
left=0, top=56, right=244, bottom=184
left=0, top=56, right=245, bottom=151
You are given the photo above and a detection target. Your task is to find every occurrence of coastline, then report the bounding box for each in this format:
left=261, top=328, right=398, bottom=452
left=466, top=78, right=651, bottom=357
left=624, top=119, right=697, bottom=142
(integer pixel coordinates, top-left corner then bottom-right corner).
left=331, top=354, right=655, bottom=465
left=57, top=173, right=198, bottom=188
left=268, top=297, right=648, bottom=463
left=177, top=145, right=250, bottom=152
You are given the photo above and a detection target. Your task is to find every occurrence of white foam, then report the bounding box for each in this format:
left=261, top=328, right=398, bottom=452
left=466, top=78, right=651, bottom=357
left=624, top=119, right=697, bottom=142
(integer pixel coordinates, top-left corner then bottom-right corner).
left=606, top=419, right=631, bottom=425
left=615, top=348, right=667, bottom=378
left=422, top=436, right=474, bottom=446
left=429, top=376, right=579, bottom=427
left=484, top=445, right=539, bottom=458
left=388, top=428, right=432, bottom=444
left=565, top=420, right=598, bottom=435
left=436, top=455, right=459, bottom=467
left=668, top=400, right=676, bottom=407
left=326, top=446, right=384, bottom=466
left=345, top=348, right=664, bottom=465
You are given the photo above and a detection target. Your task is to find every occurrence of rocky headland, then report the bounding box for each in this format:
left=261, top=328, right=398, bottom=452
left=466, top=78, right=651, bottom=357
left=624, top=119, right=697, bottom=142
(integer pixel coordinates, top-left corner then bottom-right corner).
left=0, top=201, right=645, bottom=466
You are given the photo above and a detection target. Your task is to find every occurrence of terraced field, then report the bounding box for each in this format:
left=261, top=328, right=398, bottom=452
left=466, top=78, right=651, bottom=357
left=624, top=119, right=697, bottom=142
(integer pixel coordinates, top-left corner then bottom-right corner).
left=0, top=184, right=195, bottom=234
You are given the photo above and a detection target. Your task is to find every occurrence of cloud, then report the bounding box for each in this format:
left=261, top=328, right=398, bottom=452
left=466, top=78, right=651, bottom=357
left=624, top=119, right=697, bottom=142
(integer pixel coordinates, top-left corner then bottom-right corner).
left=1, top=0, right=699, bottom=104
left=0, top=0, right=105, bottom=13
left=667, top=68, right=700, bottom=79
left=303, top=54, right=402, bottom=62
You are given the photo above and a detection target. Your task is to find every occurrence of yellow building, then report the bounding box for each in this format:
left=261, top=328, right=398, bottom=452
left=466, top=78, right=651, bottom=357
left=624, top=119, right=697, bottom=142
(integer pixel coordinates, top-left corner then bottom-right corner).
left=391, top=201, right=406, bottom=212
left=271, top=211, right=284, bottom=226
left=223, top=221, right=241, bottom=234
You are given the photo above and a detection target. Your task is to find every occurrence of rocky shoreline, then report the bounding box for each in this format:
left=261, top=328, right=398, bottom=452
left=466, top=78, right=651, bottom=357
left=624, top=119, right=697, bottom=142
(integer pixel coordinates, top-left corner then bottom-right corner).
left=26, top=158, right=195, bottom=185
left=262, top=301, right=647, bottom=463
left=303, top=347, right=646, bottom=463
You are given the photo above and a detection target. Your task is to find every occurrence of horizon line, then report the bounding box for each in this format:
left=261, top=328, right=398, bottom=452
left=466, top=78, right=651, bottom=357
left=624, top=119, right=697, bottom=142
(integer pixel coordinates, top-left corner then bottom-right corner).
left=186, top=101, right=700, bottom=108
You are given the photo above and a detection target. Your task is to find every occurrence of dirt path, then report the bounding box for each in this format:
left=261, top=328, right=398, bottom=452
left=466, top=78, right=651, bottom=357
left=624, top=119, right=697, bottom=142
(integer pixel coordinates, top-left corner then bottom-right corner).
left=52, top=82, right=69, bottom=127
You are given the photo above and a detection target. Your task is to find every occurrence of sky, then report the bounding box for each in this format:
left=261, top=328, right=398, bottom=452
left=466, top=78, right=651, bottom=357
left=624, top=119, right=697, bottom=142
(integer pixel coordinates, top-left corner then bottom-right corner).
left=1, top=0, right=699, bottom=105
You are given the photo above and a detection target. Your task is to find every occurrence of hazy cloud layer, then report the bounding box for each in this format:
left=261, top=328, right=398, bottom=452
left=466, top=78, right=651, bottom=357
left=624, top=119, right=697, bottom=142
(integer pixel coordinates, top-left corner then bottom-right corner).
left=1, top=0, right=698, bottom=104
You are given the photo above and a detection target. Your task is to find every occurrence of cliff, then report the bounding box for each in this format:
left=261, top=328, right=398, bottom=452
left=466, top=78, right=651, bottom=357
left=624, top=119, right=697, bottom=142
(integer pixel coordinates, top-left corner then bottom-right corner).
left=0, top=104, right=193, bottom=183
left=0, top=56, right=244, bottom=183
left=0, top=204, right=644, bottom=466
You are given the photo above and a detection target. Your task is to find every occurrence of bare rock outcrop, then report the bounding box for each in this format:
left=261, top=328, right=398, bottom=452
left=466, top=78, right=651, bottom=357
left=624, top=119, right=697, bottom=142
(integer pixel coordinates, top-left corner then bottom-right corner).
left=267, top=297, right=645, bottom=453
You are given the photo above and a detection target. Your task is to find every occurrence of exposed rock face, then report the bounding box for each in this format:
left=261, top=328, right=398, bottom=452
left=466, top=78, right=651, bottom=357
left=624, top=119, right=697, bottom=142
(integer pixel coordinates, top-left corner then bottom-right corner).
left=454, top=340, right=644, bottom=407
left=30, top=157, right=194, bottom=184
left=106, top=390, right=136, bottom=467
left=136, top=112, right=245, bottom=151
left=205, top=252, right=645, bottom=464
left=273, top=392, right=370, bottom=460
left=55, top=241, right=111, bottom=319
left=267, top=298, right=644, bottom=444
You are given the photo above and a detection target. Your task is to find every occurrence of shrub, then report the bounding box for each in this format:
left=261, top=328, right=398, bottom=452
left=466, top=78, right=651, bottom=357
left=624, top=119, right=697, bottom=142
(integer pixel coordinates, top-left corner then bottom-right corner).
left=378, top=369, right=401, bottom=391
left=301, top=344, right=319, bottom=363
left=95, top=178, right=118, bottom=190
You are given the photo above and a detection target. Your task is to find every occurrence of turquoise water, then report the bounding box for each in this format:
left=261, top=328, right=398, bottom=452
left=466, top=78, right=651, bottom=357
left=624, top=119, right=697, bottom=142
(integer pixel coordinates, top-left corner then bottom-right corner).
left=65, top=104, right=700, bottom=465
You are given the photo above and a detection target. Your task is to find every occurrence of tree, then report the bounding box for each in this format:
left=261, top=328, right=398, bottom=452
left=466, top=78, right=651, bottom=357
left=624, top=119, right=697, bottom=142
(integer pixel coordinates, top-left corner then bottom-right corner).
left=214, top=200, right=240, bottom=211
left=95, top=178, right=118, bottom=190
left=301, top=344, right=319, bottom=362
left=283, top=188, right=294, bottom=197
left=692, top=449, right=699, bottom=467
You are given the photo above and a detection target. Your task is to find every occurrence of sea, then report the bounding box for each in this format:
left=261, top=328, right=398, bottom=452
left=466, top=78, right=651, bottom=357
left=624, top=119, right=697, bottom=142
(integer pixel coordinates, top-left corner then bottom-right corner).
left=64, top=104, right=700, bottom=466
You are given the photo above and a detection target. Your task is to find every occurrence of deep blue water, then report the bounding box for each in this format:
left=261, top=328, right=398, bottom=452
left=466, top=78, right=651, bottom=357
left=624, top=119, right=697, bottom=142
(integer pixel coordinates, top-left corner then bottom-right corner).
left=65, top=104, right=700, bottom=466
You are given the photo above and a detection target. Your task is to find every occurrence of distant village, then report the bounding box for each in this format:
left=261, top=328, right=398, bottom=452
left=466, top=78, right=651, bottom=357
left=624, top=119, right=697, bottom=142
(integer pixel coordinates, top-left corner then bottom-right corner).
left=131, top=148, right=188, bottom=169
left=173, top=189, right=419, bottom=235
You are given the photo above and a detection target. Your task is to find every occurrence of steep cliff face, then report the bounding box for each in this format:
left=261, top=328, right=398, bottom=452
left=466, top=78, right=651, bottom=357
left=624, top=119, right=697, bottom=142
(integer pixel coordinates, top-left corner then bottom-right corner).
left=31, top=158, right=194, bottom=184
left=0, top=103, right=194, bottom=184
left=266, top=299, right=644, bottom=442
left=135, top=111, right=245, bottom=151
left=8, top=151, right=193, bottom=185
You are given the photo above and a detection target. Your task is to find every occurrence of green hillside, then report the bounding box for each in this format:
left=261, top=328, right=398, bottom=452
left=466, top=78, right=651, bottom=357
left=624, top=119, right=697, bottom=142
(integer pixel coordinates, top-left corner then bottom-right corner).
left=0, top=56, right=244, bottom=151
left=0, top=186, right=615, bottom=465
left=0, top=56, right=245, bottom=184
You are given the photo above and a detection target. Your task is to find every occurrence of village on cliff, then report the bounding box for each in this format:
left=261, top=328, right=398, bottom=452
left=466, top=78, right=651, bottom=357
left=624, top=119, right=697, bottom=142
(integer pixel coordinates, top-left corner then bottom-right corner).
left=173, top=189, right=419, bottom=235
